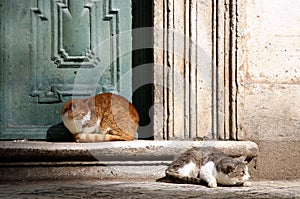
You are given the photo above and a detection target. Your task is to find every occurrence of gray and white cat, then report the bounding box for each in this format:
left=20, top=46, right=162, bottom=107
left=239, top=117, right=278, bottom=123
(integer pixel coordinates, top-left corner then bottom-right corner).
left=164, top=147, right=251, bottom=188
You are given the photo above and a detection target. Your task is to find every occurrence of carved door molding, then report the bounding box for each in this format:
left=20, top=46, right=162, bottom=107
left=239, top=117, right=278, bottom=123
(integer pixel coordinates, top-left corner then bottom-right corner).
left=0, top=0, right=132, bottom=139
left=29, top=0, right=130, bottom=104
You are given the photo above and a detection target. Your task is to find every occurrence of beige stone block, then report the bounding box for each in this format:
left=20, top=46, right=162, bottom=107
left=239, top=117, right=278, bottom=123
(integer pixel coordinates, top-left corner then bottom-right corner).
left=245, top=0, right=300, bottom=83
left=238, top=83, right=300, bottom=142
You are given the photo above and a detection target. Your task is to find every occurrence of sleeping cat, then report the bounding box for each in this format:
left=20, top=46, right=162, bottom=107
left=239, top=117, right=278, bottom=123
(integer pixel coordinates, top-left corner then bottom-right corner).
left=61, top=93, right=139, bottom=142
left=164, top=147, right=251, bottom=188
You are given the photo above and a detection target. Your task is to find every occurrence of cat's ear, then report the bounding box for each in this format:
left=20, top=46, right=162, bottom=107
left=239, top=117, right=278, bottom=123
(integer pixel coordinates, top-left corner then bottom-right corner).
left=235, top=156, right=247, bottom=163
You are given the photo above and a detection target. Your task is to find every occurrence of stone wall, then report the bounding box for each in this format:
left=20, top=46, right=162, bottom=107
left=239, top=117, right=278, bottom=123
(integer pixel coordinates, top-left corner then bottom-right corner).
left=237, top=0, right=300, bottom=179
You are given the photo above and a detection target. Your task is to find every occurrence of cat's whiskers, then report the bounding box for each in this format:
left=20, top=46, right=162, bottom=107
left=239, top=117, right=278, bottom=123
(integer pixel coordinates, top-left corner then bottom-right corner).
left=216, top=166, right=250, bottom=185
left=82, top=118, right=102, bottom=134
left=82, top=111, right=91, bottom=123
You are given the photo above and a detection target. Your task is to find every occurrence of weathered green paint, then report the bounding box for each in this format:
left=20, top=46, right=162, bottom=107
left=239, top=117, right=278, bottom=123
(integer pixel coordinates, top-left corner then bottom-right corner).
left=0, top=0, right=132, bottom=140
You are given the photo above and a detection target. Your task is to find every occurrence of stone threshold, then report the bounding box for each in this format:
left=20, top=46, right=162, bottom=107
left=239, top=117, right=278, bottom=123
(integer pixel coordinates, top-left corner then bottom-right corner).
left=0, top=140, right=258, bottom=181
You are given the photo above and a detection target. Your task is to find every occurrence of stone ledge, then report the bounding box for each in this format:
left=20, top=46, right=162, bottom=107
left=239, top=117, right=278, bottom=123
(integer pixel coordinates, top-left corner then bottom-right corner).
left=0, top=140, right=258, bottom=162
left=0, top=141, right=258, bottom=181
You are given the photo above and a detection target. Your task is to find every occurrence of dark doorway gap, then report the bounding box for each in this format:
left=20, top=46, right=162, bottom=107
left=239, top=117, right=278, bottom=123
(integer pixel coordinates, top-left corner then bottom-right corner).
left=132, top=0, right=154, bottom=140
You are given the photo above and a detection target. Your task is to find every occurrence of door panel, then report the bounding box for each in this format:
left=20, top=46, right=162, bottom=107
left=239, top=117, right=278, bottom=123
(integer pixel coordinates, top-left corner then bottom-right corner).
left=0, top=0, right=132, bottom=139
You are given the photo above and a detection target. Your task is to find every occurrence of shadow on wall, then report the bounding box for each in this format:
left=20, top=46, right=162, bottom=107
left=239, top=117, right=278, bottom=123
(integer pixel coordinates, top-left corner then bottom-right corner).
left=47, top=122, right=75, bottom=142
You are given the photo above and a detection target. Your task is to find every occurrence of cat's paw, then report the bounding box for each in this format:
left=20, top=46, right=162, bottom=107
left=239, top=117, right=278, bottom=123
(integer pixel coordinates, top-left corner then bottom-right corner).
left=208, top=182, right=218, bottom=188
left=243, top=181, right=251, bottom=187
left=74, top=134, right=82, bottom=143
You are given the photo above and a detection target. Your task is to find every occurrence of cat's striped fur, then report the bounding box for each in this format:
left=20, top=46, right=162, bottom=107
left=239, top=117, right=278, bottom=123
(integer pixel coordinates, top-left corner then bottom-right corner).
left=163, top=147, right=251, bottom=188
left=164, top=147, right=203, bottom=184
left=61, top=93, right=139, bottom=142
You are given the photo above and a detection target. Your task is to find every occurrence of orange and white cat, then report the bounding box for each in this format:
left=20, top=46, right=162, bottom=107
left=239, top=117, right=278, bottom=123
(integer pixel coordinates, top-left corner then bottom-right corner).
left=61, top=93, right=139, bottom=142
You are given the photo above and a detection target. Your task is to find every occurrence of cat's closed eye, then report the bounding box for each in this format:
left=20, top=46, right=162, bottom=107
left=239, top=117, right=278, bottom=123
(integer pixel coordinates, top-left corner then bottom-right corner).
left=72, top=103, right=78, bottom=109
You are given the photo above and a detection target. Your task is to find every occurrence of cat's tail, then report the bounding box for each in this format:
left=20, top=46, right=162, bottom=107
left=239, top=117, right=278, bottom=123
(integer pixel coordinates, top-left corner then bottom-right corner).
left=74, top=133, right=133, bottom=142
left=165, top=173, right=202, bottom=185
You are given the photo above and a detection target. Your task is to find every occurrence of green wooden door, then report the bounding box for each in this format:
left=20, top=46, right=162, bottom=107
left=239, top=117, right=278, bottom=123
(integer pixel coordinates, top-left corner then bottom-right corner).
left=0, top=0, right=132, bottom=140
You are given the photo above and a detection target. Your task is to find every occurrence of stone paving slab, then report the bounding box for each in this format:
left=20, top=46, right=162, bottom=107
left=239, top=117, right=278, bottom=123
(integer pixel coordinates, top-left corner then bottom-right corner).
left=0, top=180, right=299, bottom=199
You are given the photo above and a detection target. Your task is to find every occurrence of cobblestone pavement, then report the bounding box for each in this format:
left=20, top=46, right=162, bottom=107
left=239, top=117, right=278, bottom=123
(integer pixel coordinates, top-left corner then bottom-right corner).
left=0, top=180, right=299, bottom=199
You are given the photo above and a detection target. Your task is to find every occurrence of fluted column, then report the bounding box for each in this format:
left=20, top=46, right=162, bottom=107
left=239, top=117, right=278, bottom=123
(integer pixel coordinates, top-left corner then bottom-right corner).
left=153, top=0, right=239, bottom=140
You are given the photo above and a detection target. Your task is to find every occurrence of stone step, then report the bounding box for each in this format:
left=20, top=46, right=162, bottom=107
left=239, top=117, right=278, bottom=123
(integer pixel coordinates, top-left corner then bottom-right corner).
left=0, top=140, right=258, bottom=181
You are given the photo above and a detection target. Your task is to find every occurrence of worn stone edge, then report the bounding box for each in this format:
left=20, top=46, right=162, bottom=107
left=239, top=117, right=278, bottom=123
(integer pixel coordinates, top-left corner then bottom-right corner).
left=0, top=140, right=258, bottom=162
left=0, top=141, right=258, bottom=181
